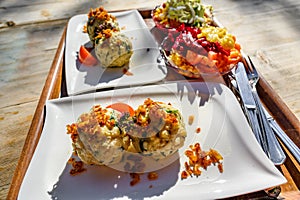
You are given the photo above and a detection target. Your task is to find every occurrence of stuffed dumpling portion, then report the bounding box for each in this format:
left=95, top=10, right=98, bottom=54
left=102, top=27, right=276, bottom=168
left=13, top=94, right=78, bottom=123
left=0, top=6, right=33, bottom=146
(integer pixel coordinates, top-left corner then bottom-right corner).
left=72, top=105, right=136, bottom=166
left=67, top=98, right=187, bottom=168
left=95, top=32, right=133, bottom=68
left=85, top=6, right=133, bottom=68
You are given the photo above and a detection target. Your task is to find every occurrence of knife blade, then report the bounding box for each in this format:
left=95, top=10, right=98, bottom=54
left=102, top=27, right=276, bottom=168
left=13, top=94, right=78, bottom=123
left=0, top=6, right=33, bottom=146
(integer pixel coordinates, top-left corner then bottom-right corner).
left=234, top=62, right=268, bottom=155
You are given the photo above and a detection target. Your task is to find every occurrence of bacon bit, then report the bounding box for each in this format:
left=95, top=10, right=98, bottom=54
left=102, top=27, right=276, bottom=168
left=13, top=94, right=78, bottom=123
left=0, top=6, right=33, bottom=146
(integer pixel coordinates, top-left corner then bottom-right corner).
left=128, top=172, right=159, bottom=187
left=92, top=105, right=113, bottom=126
left=95, top=28, right=119, bottom=40
left=188, top=115, right=194, bottom=125
left=66, top=123, right=77, bottom=134
left=147, top=172, right=158, bottom=181
left=83, top=25, right=87, bottom=33
left=69, top=158, right=87, bottom=176
left=95, top=33, right=103, bottom=40
left=218, top=163, right=224, bottom=173
left=129, top=173, right=140, bottom=186
left=196, top=127, right=201, bottom=133
left=184, top=161, right=193, bottom=176
left=149, top=185, right=153, bottom=188
left=144, top=98, right=154, bottom=106
left=165, top=112, right=178, bottom=124
left=72, top=151, right=78, bottom=156
left=88, top=6, right=116, bottom=21
left=66, top=123, right=78, bottom=142
left=68, top=158, right=75, bottom=164
left=102, top=29, right=113, bottom=38
left=181, top=142, right=223, bottom=180
left=181, top=170, right=189, bottom=180
left=193, top=164, right=202, bottom=177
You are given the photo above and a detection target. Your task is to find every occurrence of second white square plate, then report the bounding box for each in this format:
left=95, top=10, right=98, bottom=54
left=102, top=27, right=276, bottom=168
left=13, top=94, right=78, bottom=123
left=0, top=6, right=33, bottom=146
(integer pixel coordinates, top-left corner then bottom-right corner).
left=65, top=10, right=167, bottom=95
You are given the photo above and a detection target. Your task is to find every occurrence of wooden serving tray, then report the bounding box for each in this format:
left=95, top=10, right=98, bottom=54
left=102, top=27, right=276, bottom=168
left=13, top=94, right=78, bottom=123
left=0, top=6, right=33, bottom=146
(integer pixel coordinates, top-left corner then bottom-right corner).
left=7, top=9, right=300, bottom=199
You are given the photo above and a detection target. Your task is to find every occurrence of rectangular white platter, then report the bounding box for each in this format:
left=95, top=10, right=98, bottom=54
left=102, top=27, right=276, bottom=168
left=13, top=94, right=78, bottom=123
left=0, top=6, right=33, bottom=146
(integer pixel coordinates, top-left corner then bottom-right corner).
left=65, top=10, right=167, bottom=96
left=18, top=82, right=286, bottom=200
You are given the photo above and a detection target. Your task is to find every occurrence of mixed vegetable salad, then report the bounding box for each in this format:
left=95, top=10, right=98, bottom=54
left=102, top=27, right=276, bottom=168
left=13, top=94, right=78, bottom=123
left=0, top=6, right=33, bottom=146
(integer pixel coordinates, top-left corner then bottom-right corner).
left=153, top=0, right=242, bottom=77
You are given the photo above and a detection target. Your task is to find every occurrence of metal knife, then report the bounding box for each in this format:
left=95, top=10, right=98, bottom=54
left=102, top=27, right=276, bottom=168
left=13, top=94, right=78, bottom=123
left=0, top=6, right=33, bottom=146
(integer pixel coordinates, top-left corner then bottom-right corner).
left=234, top=62, right=268, bottom=155
left=252, top=91, right=286, bottom=165
left=243, top=56, right=286, bottom=165
left=263, top=106, right=300, bottom=164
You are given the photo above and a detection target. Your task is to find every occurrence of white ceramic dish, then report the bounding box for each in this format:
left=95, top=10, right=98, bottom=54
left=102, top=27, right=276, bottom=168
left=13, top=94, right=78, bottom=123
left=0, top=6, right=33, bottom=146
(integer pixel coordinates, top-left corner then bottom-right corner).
left=65, top=10, right=167, bottom=95
left=18, top=82, right=286, bottom=200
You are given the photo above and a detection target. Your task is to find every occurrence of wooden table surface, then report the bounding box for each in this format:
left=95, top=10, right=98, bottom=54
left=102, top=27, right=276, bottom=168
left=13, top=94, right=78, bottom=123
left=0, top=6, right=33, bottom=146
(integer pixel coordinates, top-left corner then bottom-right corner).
left=0, top=0, right=299, bottom=199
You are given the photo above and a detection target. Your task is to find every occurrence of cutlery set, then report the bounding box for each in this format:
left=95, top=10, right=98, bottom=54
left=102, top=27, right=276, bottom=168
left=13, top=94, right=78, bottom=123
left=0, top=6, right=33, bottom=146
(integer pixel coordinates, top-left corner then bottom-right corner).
left=230, top=56, right=300, bottom=165
left=211, top=16, right=299, bottom=166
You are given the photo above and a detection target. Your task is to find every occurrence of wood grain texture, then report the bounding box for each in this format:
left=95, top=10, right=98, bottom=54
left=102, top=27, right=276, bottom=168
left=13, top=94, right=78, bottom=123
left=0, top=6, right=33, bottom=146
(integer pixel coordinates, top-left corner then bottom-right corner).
left=6, top=27, right=65, bottom=200
left=1, top=0, right=300, bottom=199
left=0, top=21, right=66, bottom=200
left=0, top=0, right=165, bottom=28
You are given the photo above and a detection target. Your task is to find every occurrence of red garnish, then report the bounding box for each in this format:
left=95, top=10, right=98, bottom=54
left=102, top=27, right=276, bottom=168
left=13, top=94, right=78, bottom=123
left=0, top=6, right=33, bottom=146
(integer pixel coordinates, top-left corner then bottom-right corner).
left=106, top=103, right=135, bottom=116
left=78, top=45, right=98, bottom=66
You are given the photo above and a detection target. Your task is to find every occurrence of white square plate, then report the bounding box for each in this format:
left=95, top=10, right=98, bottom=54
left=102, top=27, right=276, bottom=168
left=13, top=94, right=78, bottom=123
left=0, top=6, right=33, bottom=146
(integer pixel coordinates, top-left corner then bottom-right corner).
left=65, top=10, right=167, bottom=95
left=18, top=82, right=286, bottom=199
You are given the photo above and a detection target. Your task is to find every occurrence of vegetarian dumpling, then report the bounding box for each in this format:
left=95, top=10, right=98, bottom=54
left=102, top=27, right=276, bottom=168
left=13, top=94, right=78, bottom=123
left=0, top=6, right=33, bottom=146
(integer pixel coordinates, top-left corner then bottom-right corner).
left=95, top=32, right=133, bottom=68
left=85, top=6, right=133, bottom=68
left=71, top=106, right=136, bottom=166
left=67, top=98, right=187, bottom=167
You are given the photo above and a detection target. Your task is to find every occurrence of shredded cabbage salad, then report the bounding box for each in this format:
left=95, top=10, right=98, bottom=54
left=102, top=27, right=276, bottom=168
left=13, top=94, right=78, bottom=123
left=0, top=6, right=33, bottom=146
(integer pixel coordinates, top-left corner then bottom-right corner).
left=164, top=0, right=212, bottom=27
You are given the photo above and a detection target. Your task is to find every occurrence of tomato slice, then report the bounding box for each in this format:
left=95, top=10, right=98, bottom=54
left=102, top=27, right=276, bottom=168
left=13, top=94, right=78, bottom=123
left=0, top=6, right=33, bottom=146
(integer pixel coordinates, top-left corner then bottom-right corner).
left=107, top=103, right=135, bottom=116
left=78, top=45, right=98, bottom=66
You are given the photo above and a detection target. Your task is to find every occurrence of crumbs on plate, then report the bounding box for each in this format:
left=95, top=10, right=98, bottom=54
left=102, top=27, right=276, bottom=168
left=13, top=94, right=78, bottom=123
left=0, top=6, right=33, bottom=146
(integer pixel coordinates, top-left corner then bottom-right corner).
left=181, top=142, right=223, bottom=180
left=68, top=157, right=87, bottom=176
left=188, top=115, right=194, bottom=125
left=196, top=127, right=201, bottom=133
left=129, top=172, right=158, bottom=187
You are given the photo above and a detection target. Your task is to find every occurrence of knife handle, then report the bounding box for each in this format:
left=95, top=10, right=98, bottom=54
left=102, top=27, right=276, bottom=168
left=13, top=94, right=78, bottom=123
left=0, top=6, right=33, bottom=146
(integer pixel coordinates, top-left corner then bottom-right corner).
left=246, top=108, right=268, bottom=155
left=252, top=91, right=286, bottom=165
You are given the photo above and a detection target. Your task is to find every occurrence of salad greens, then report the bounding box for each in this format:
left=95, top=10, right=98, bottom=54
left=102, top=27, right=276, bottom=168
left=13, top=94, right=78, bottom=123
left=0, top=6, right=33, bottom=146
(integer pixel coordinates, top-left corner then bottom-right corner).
left=166, top=0, right=212, bottom=27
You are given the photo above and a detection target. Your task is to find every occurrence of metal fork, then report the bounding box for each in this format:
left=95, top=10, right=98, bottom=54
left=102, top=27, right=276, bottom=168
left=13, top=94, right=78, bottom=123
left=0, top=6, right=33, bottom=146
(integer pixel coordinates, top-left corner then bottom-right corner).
left=263, top=106, right=300, bottom=164
left=244, top=56, right=286, bottom=165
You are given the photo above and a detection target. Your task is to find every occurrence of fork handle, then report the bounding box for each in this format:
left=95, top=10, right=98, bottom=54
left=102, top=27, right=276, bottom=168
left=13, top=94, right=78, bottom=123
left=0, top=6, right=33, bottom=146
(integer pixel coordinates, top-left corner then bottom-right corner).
left=269, top=119, right=300, bottom=164
left=252, top=91, right=286, bottom=165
